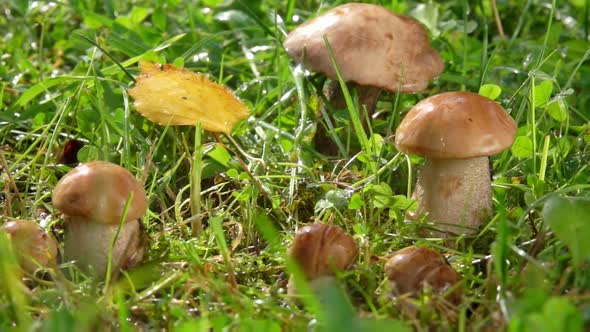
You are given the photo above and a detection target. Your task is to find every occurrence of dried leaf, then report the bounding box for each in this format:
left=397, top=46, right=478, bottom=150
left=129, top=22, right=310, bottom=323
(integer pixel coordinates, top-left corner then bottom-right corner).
left=129, top=61, right=250, bottom=134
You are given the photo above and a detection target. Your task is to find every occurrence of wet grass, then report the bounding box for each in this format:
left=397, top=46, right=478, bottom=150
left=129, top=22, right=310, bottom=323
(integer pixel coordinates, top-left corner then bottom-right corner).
left=1, top=0, right=590, bottom=330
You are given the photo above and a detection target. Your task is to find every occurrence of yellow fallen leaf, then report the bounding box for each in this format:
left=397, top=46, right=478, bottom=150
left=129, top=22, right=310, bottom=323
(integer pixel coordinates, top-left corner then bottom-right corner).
left=129, top=61, right=250, bottom=134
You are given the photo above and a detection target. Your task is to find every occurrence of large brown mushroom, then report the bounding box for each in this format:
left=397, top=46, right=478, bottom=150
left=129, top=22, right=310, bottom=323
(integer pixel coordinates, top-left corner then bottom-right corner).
left=287, top=223, right=358, bottom=294
left=395, top=92, right=517, bottom=235
left=284, top=3, right=443, bottom=154
left=384, top=246, right=462, bottom=304
left=52, top=161, right=147, bottom=279
left=1, top=220, right=58, bottom=274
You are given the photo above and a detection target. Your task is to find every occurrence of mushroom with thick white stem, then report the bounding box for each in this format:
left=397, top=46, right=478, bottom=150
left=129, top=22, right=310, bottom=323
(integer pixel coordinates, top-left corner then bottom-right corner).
left=52, top=161, right=148, bottom=279
left=284, top=3, right=444, bottom=154
left=1, top=219, right=58, bottom=274
left=395, top=91, right=517, bottom=236
left=287, top=223, right=358, bottom=294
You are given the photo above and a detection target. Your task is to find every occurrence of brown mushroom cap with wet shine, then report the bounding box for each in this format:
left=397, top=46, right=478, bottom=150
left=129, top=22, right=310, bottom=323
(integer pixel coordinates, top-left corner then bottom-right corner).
left=284, top=3, right=443, bottom=93
left=52, top=161, right=148, bottom=225
left=287, top=223, right=358, bottom=294
left=1, top=220, right=58, bottom=273
left=384, top=246, right=462, bottom=304
left=394, top=91, right=517, bottom=235
left=52, top=161, right=148, bottom=278
left=395, top=91, right=517, bottom=158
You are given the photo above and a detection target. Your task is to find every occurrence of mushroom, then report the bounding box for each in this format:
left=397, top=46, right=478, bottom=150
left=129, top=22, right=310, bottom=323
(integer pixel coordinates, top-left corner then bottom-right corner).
left=284, top=3, right=443, bottom=154
left=384, top=246, right=462, bottom=304
left=1, top=220, right=58, bottom=274
left=52, top=161, right=148, bottom=279
left=395, top=91, right=517, bottom=235
left=287, top=223, right=357, bottom=294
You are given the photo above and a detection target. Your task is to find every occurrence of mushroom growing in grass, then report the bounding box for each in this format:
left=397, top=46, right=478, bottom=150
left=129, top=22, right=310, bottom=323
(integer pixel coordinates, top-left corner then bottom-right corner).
left=1, top=220, right=58, bottom=274
left=284, top=3, right=443, bottom=154
left=52, top=161, right=147, bottom=279
left=287, top=223, right=358, bottom=294
left=384, top=246, right=462, bottom=305
left=395, top=91, right=517, bottom=235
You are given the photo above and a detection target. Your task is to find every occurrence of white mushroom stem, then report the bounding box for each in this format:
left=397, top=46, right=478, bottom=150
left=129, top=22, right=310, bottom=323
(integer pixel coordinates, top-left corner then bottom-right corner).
left=412, top=156, right=492, bottom=236
left=63, top=217, right=144, bottom=278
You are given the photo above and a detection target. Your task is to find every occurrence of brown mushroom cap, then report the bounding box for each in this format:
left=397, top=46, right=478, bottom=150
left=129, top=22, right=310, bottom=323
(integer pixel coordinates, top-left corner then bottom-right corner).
left=2, top=220, right=58, bottom=272
left=284, top=3, right=443, bottom=93
left=288, top=223, right=358, bottom=280
left=384, top=246, right=462, bottom=304
left=52, top=161, right=148, bottom=224
left=395, top=91, right=518, bottom=159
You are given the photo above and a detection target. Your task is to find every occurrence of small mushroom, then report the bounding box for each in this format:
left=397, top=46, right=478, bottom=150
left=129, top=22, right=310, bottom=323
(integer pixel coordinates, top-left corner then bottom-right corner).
left=384, top=246, right=462, bottom=304
left=287, top=223, right=357, bottom=294
left=1, top=220, right=58, bottom=274
left=395, top=92, right=517, bottom=235
left=52, top=161, right=148, bottom=279
left=284, top=3, right=443, bottom=154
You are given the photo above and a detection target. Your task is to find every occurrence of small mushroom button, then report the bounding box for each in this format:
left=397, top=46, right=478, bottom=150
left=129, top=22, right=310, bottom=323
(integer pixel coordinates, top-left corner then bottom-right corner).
left=52, top=161, right=148, bottom=279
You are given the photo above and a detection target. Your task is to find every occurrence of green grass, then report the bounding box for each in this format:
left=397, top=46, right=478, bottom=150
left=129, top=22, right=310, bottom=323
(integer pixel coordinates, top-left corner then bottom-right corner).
left=1, top=0, right=590, bottom=330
